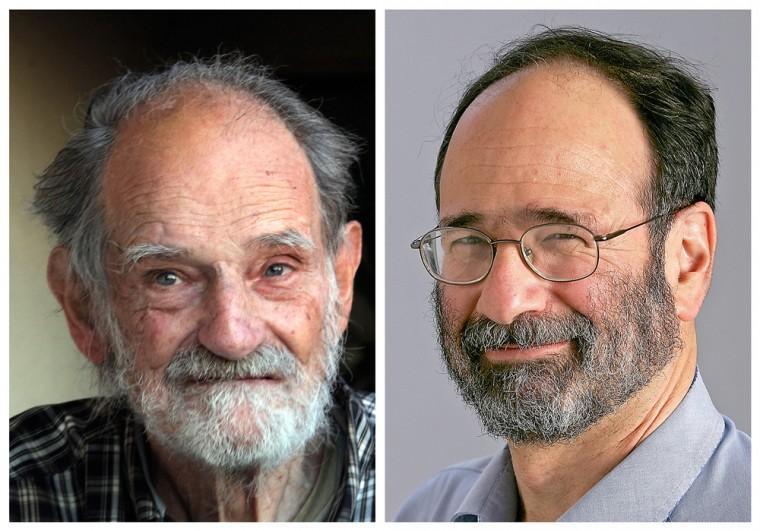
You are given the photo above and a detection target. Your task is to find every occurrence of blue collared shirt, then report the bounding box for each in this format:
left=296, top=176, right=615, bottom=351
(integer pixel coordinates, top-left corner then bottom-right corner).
left=396, top=371, right=750, bottom=522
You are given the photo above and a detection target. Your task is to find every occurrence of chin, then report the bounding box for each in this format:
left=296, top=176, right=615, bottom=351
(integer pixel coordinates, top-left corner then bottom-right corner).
left=134, top=371, right=331, bottom=471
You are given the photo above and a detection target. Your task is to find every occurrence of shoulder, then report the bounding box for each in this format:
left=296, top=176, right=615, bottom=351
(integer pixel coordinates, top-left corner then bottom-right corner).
left=336, top=381, right=375, bottom=429
left=395, top=456, right=492, bottom=522
left=339, top=383, right=375, bottom=460
left=670, top=415, right=751, bottom=522
left=333, top=383, right=376, bottom=521
left=10, top=398, right=123, bottom=480
left=9, top=398, right=132, bottom=521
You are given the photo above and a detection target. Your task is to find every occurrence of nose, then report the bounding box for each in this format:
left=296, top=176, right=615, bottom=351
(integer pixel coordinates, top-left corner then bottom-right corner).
left=197, top=277, right=265, bottom=360
left=475, top=242, right=550, bottom=324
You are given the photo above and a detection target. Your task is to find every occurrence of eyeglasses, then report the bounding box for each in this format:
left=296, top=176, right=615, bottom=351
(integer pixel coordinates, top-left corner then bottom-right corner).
left=410, top=213, right=671, bottom=284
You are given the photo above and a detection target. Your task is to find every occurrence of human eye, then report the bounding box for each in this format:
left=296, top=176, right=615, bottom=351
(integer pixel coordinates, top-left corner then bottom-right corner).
left=544, top=232, right=583, bottom=242
left=263, top=262, right=294, bottom=278
left=151, top=270, right=183, bottom=287
left=536, top=226, right=592, bottom=254
left=132, top=266, right=202, bottom=310
left=254, top=257, right=306, bottom=299
left=454, top=234, right=487, bottom=245
left=447, top=231, right=489, bottom=250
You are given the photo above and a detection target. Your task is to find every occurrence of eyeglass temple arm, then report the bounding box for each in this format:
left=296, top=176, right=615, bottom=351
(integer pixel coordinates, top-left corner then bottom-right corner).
left=593, top=211, right=672, bottom=242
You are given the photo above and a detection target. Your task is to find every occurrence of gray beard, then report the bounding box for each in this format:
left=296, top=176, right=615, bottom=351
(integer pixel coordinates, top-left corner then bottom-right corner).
left=133, top=342, right=339, bottom=474
left=94, top=269, right=344, bottom=474
left=434, top=257, right=682, bottom=445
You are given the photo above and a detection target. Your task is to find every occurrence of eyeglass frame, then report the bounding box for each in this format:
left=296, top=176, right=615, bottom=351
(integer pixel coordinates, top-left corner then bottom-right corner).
left=410, top=211, right=674, bottom=284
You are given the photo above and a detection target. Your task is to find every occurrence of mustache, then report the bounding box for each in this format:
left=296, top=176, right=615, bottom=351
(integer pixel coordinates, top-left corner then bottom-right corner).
left=460, top=312, right=597, bottom=359
left=164, top=344, right=299, bottom=384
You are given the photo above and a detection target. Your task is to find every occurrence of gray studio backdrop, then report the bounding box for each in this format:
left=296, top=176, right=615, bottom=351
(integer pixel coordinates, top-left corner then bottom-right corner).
left=385, top=10, right=750, bottom=519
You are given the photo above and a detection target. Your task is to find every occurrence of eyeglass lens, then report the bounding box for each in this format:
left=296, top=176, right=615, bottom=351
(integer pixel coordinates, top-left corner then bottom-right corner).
left=419, top=225, right=599, bottom=283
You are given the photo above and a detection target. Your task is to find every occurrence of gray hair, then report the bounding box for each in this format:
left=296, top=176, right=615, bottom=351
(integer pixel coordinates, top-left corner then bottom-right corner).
left=32, top=53, right=359, bottom=302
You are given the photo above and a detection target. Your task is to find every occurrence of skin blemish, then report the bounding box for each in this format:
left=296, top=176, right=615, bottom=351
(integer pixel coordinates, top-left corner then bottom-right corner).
left=101, top=88, right=331, bottom=376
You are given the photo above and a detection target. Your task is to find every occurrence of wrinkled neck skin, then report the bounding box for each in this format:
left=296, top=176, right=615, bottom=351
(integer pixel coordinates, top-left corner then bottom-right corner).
left=148, top=439, right=324, bottom=521
left=510, top=326, right=698, bottom=522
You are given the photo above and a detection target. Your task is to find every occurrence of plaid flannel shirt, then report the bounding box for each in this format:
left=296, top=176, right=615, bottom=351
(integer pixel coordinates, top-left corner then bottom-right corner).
left=10, top=380, right=375, bottom=521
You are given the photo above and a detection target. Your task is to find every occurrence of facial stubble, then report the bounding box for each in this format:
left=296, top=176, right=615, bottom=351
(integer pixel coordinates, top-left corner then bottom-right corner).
left=434, top=256, right=683, bottom=445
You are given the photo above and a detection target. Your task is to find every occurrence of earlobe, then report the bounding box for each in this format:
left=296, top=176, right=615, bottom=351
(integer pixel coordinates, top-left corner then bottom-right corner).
left=47, top=246, right=107, bottom=365
left=332, top=221, right=363, bottom=332
left=668, top=202, right=717, bottom=322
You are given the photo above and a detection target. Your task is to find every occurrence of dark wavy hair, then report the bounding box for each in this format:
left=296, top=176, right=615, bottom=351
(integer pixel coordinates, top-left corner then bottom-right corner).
left=434, top=27, right=717, bottom=252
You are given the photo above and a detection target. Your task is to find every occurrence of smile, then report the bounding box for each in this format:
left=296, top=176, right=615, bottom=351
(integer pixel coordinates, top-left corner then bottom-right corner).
left=484, top=341, right=570, bottom=362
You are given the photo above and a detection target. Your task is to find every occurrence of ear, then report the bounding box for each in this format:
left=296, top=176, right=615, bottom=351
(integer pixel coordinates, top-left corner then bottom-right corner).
left=331, top=221, right=363, bottom=333
left=663, top=202, right=717, bottom=322
left=47, top=246, right=107, bottom=365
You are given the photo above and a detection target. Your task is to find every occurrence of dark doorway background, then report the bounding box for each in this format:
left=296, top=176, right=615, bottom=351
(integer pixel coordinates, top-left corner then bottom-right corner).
left=11, top=10, right=375, bottom=391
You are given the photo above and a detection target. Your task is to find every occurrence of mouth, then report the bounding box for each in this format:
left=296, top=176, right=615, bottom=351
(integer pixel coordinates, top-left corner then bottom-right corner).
left=484, top=341, right=570, bottom=362
left=186, top=375, right=283, bottom=385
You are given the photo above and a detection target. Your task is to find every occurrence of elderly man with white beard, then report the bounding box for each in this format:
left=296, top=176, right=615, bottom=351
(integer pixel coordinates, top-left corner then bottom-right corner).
left=10, top=56, right=374, bottom=522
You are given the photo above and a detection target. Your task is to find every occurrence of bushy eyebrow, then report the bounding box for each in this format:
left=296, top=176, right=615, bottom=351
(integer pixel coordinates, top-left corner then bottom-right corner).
left=247, top=229, right=315, bottom=253
left=439, top=207, right=598, bottom=230
left=118, top=243, right=186, bottom=271
left=516, top=206, right=598, bottom=228
left=114, top=229, right=316, bottom=272
left=438, top=212, right=483, bottom=228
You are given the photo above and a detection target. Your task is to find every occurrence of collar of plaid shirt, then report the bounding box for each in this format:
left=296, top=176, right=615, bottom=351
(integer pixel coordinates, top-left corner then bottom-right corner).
left=10, top=379, right=375, bottom=522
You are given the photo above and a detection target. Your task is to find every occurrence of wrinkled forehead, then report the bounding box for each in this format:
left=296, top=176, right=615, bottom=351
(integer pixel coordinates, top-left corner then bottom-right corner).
left=439, top=62, right=653, bottom=222
left=99, top=87, right=321, bottom=246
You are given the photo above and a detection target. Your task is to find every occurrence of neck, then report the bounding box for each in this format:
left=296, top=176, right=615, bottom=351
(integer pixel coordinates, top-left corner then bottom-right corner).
left=148, top=439, right=324, bottom=521
left=510, top=333, right=697, bottom=522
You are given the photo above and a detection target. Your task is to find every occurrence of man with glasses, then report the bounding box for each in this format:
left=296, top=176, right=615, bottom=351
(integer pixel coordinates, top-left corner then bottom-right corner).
left=396, top=28, right=749, bottom=522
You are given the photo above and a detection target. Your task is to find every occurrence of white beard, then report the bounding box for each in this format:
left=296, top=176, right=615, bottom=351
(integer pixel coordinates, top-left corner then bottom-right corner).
left=98, top=265, right=343, bottom=473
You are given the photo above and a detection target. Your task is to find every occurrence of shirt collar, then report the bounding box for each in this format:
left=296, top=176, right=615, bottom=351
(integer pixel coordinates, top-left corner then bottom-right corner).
left=121, top=412, right=168, bottom=521
left=452, top=448, right=518, bottom=522
left=559, top=370, right=724, bottom=521
left=333, top=380, right=376, bottom=521
left=451, top=370, right=724, bottom=522
left=132, top=424, right=168, bottom=519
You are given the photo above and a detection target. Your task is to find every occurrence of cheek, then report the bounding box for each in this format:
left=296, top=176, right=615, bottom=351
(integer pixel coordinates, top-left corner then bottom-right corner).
left=111, top=290, right=198, bottom=373
left=267, top=292, right=327, bottom=369
left=552, top=277, right=606, bottom=319
left=560, top=277, right=590, bottom=299
left=112, top=276, right=330, bottom=373
left=444, top=280, right=596, bottom=322
left=595, top=232, right=653, bottom=277
left=439, top=284, right=479, bottom=324
left=135, top=311, right=198, bottom=370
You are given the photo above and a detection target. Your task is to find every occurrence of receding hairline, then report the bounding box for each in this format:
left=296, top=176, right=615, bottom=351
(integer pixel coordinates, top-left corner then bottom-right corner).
left=98, top=81, right=322, bottom=247
left=490, top=56, right=635, bottom=94
left=440, top=57, right=656, bottom=212
left=114, top=81, right=286, bottom=138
